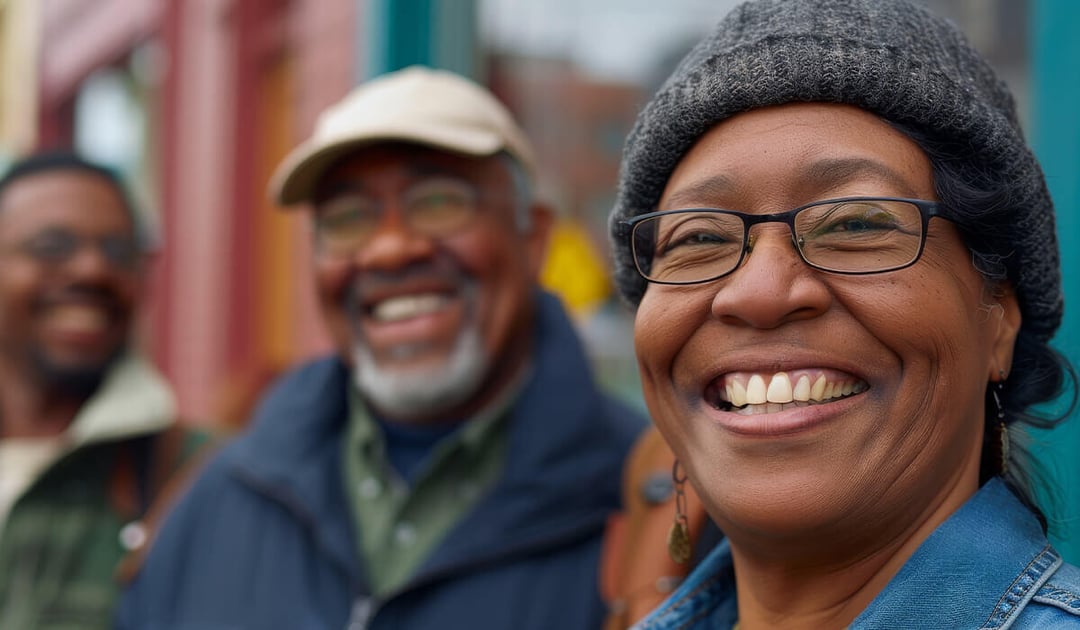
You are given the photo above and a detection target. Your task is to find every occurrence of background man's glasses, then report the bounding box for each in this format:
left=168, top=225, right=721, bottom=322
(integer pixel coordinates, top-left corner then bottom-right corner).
left=314, top=176, right=481, bottom=257
left=9, top=228, right=141, bottom=270
left=621, top=197, right=946, bottom=284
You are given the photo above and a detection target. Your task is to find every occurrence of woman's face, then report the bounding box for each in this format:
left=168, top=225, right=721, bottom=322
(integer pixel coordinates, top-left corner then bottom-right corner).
left=634, top=103, right=1020, bottom=541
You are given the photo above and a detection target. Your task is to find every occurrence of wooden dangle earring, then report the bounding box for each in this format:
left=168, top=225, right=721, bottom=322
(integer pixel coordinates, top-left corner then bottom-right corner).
left=667, top=460, right=691, bottom=565
left=993, top=370, right=1009, bottom=476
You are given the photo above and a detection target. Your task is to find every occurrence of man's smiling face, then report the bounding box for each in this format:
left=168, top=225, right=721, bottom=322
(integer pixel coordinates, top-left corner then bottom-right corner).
left=0, top=169, right=143, bottom=394
left=311, top=143, right=549, bottom=424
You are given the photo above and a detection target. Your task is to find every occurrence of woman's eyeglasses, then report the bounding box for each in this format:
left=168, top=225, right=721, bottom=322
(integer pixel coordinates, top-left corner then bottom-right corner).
left=620, top=197, right=946, bottom=284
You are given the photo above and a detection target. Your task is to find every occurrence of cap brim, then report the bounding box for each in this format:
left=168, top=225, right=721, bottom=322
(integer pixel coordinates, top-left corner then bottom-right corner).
left=270, top=127, right=509, bottom=207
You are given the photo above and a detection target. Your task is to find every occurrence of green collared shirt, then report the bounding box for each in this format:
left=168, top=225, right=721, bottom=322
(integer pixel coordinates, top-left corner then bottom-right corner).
left=341, top=379, right=520, bottom=596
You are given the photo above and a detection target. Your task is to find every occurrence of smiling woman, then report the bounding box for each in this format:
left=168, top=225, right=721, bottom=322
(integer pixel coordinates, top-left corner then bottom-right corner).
left=607, top=0, right=1080, bottom=628
left=636, top=102, right=1018, bottom=526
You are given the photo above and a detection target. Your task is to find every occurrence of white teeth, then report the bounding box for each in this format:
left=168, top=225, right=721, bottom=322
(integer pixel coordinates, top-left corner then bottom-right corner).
left=735, top=401, right=803, bottom=416
left=371, top=293, right=448, bottom=322
left=746, top=375, right=767, bottom=405
left=729, top=379, right=747, bottom=407
left=766, top=372, right=793, bottom=403
left=719, top=371, right=868, bottom=413
left=47, top=305, right=108, bottom=332
left=793, top=375, right=811, bottom=402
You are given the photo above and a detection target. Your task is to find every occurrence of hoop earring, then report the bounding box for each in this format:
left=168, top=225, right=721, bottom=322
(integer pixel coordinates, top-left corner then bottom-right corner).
left=667, top=459, right=691, bottom=565
left=992, top=371, right=1009, bottom=476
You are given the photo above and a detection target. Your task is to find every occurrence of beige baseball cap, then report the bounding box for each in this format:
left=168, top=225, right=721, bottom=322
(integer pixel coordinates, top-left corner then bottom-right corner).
left=270, top=66, right=537, bottom=206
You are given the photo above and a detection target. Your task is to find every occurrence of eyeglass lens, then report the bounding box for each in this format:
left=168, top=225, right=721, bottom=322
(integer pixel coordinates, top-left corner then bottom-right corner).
left=315, top=176, right=480, bottom=256
left=633, top=199, right=926, bottom=283
left=19, top=228, right=140, bottom=269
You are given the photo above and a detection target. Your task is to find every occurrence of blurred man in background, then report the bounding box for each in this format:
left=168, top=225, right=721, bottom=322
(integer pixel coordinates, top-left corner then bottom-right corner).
left=118, top=66, right=646, bottom=629
left=0, top=152, right=208, bottom=630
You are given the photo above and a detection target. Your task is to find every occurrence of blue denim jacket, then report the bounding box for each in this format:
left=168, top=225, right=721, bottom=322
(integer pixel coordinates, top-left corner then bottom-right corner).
left=634, top=479, right=1080, bottom=629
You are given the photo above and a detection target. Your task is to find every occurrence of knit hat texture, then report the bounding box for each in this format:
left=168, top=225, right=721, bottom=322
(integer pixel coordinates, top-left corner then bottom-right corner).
left=609, top=0, right=1061, bottom=342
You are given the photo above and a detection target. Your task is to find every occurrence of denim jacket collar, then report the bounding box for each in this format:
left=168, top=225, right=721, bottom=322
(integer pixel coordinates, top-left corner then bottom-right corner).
left=635, top=478, right=1080, bottom=629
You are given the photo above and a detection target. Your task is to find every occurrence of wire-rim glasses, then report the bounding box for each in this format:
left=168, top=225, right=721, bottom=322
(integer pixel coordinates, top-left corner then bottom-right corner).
left=313, top=176, right=483, bottom=258
left=621, top=197, right=945, bottom=285
left=3, top=227, right=142, bottom=271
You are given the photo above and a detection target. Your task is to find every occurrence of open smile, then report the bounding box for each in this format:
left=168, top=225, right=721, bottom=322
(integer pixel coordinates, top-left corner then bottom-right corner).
left=348, top=272, right=478, bottom=363
left=37, top=290, right=125, bottom=341
left=354, top=287, right=465, bottom=353
left=706, top=369, right=869, bottom=416
left=367, top=291, right=456, bottom=322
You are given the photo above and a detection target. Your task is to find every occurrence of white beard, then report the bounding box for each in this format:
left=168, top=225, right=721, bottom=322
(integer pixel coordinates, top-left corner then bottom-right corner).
left=351, top=320, right=489, bottom=421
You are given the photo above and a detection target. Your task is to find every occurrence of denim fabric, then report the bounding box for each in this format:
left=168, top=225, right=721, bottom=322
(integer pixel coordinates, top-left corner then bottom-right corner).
left=635, top=479, right=1080, bottom=629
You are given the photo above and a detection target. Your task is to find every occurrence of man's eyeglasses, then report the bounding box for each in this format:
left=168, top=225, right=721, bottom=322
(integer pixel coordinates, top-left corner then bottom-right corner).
left=620, top=197, right=946, bottom=285
left=9, top=228, right=141, bottom=270
left=314, top=176, right=483, bottom=257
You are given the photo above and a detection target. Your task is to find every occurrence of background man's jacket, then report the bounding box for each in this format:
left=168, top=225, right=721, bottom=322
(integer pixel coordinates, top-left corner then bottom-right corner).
left=117, top=292, right=647, bottom=630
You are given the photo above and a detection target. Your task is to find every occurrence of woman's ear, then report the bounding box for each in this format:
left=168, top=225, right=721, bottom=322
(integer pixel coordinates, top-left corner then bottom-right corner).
left=987, top=283, right=1022, bottom=380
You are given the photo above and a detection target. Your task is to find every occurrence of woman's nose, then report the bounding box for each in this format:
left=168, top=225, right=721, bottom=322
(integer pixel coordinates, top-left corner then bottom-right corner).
left=708, top=228, right=831, bottom=329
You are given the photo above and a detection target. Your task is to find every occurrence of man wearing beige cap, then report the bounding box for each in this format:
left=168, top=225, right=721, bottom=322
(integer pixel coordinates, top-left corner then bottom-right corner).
left=117, top=66, right=645, bottom=630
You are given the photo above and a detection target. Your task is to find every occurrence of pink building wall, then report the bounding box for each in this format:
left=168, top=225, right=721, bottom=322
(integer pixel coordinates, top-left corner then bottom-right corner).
left=37, top=0, right=361, bottom=424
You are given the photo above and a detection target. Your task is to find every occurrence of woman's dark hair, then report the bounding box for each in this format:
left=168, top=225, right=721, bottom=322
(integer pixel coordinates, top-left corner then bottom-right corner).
left=893, top=122, right=1078, bottom=533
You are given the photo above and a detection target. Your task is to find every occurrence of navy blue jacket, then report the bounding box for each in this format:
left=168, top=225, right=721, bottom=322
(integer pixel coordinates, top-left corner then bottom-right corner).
left=116, top=293, right=646, bottom=629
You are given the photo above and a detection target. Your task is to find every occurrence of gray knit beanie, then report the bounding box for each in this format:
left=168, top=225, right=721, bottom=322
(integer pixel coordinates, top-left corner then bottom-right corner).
left=609, top=0, right=1061, bottom=342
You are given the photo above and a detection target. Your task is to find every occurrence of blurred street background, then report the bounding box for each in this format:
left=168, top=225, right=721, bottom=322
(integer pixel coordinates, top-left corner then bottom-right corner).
left=1, top=0, right=1077, bottom=560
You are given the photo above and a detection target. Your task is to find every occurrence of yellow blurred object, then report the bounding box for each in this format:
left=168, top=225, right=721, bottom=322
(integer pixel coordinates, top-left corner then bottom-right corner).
left=540, top=219, right=611, bottom=316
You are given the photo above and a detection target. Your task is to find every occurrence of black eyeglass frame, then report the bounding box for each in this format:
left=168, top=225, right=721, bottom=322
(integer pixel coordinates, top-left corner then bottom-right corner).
left=619, top=196, right=947, bottom=285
